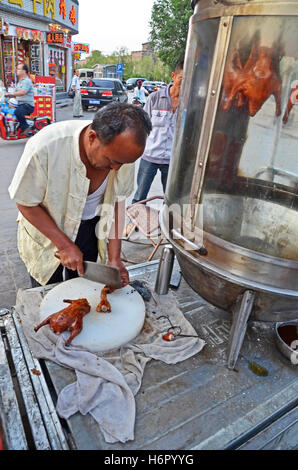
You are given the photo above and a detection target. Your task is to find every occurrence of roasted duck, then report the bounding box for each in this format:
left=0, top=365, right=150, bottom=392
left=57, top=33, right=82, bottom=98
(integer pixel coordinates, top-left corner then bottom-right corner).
left=282, top=82, right=298, bottom=123
left=34, top=298, right=91, bottom=346
left=222, top=42, right=282, bottom=117
left=96, top=285, right=115, bottom=313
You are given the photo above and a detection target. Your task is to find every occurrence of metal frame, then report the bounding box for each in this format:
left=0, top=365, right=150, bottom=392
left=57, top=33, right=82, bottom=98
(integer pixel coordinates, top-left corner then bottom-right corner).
left=192, top=0, right=298, bottom=21
left=188, top=0, right=298, bottom=224
left=189, top=15, right=234, bottom=230
left=0, top=308, right=69, bottom=450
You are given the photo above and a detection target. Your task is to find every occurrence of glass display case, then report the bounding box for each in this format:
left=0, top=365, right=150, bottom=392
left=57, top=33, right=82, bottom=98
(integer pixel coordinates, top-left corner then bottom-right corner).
left=202, top=15, right=298, bottom=261
left=161, top=0, right=298, bottom=367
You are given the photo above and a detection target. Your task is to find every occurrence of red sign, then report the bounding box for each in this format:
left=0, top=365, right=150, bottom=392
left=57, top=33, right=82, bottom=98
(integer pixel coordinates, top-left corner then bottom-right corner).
left=59, top=0, right=66, bottom=19
left=73, top=43, right=89, bottom=54
left=46, top=32, right=64, bottom=44
left=69, top=5, right=76, bottom=25
left=16, top=27, right=29, bottom=40
left=31, top=29, right=42, bottom=42
left=65, top=33, right=72, bottom=49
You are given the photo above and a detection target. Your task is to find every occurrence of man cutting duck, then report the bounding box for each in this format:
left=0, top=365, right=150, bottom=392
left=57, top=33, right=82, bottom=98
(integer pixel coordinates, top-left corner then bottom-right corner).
left=8, top=103, right=152, bottom=288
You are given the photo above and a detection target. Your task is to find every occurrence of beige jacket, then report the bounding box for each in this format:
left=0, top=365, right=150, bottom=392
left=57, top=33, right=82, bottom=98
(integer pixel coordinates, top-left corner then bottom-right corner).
left=8, top=120, right=134, bottom=285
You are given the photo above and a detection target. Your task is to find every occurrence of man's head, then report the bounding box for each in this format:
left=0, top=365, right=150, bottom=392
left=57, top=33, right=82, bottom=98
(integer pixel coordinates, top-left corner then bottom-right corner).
left=171, top=60, right=184, bottom=93
left=137, top=80, right=142, bottom=88
left=74, top=69, right=79, bottom=76
left=16, top=63, right=29, bottom=79
left=83, top=102, right=152, bottom=170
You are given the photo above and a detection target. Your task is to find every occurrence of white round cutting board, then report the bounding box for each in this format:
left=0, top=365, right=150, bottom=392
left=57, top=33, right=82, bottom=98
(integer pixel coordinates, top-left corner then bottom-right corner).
left=39, top=277, right=146, bottom=352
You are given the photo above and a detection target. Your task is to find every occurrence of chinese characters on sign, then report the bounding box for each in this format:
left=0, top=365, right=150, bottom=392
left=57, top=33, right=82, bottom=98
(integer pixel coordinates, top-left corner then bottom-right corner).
left=44, top=0, right=55, bottom=19
left=69, top=5, right=76, bottom=25
left=46, top=32, right=64, bottom=44
left=16, top=27, right=30, bottom=40
left=31, top=29, right=42, bottom=41
left=31, top=0, right=42, bottom=15
left=8, top=0, right=23, bottom=6
left=30, top=44, right=42, bottom=75
left=4, top=0, right=77, bottom=26
left=59, top=0, right=66, bottom=19
left=73, top=43, right=89, bottom=54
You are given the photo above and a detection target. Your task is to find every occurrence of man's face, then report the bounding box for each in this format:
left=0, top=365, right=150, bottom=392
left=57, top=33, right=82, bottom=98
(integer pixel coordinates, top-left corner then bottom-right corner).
left=171, top=68, right=183, bottom=93
left=75, top=70, right=79, bottom=77
left=16, top=64, right=26, bottom=79
left=85, top=129, right=145, bottom=171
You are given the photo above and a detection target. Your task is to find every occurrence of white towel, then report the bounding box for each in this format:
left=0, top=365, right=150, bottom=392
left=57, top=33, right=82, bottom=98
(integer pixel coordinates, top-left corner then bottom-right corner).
left=15, top=283, right=205, bottom=444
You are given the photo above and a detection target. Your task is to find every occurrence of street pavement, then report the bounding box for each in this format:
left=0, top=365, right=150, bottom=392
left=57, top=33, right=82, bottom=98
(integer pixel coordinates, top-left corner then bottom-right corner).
left=0, top=92, right=165, bottom=308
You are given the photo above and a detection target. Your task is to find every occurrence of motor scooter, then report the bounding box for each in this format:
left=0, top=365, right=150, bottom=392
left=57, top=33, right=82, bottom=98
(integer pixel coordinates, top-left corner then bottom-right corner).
left=0, top=88, right=51, bottom=141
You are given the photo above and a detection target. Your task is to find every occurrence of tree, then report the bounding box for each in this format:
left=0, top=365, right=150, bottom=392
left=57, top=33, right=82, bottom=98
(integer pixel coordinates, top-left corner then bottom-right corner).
left=83, top=50, right=108, bottom=68
left=149, top=0, right=193, bottom=69
left=132, top=56, right=171, bottom=81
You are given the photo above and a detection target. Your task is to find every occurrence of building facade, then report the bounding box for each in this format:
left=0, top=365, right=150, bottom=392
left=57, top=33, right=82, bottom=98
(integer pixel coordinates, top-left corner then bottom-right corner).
left=131, top=42, right=156, bottom=62
left=0, top=0, right=79, bottom=92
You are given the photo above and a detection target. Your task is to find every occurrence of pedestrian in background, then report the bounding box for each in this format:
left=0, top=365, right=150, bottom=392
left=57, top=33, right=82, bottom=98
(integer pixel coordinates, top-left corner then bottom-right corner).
left=72, top=69, right=83, bottom=118
left=129, top=60, right=184, bottom=207
left=8, top=103, right=152, bottom=288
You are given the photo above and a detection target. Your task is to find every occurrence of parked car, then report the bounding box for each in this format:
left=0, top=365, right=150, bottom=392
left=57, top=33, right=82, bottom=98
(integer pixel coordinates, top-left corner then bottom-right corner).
left=80, top=78, right=128, bottom=110
left=142, top=81, right=158, bottom=94
left=125, top=77, right=147, bottom=90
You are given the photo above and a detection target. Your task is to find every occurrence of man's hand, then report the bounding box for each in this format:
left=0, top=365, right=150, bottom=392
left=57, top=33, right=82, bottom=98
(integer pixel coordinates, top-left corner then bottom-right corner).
left=108, top=259, right=129, bottom=287
left=54, top=242, right=84, bottom=275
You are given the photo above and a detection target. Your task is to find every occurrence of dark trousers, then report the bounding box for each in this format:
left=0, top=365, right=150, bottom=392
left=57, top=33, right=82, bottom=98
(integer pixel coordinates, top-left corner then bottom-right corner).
left=15, top=103, right=35, bottom=130
left=30, top=216, right=100, bottom=288
left=132, top=159, right=169, bottom=204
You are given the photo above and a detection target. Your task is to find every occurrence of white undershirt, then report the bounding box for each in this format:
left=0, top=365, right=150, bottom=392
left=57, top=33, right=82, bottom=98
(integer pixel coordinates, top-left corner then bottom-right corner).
left=81, top=176, right=108, bottom=220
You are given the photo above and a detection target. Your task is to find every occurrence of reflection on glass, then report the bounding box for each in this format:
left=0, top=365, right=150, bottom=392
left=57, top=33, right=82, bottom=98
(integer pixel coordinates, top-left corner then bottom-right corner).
left=202, top=16, right=298, bottom=261
left=166, top=18, right=219, bottom=210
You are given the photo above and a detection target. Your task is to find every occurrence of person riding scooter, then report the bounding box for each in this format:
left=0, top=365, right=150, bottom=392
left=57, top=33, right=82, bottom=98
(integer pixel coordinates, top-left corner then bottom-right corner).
left=5, top=63, right=35, bottom=137
left=133, top=80, right=148, bottom=107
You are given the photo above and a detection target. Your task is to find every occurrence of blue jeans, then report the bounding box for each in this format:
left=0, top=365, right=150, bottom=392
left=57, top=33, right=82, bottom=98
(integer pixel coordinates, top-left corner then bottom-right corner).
left=132, top=159, right=169, bottom=204
left=15, top=103, right=35, bottom=130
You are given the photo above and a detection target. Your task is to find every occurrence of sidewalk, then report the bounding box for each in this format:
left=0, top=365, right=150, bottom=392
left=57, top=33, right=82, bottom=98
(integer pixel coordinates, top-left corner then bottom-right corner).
left=0, top=105, right=166, bottom=309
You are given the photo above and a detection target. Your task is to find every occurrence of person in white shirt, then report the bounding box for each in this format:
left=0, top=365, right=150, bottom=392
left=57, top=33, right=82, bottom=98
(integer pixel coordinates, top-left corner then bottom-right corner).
left=72, top=69, right=83, bottom=118
left=8, top=103, right=152, bottom=287
left=133, top=80, right=149, bottom=106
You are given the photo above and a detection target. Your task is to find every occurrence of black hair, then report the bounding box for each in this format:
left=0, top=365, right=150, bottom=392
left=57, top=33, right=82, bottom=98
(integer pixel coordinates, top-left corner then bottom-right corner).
left=174, top=60, right=184, bottom=73
left=91, top=102, right=152, bottom=147
left=20, top=64, right=29, bottom=74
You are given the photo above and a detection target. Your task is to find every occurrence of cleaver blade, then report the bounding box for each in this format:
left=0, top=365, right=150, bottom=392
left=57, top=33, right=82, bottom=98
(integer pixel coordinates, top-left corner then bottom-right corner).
left=81, top=261, right=122, bottom=289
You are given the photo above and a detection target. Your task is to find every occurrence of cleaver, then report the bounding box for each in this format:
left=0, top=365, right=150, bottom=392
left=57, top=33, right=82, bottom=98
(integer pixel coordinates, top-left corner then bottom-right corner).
left=81, top=261, right=122, bottom=289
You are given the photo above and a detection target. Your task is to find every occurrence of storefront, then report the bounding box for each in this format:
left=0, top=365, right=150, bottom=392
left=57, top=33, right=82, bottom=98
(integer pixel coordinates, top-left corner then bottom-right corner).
left=46, top=28, right=72, bottom=92
left=0, top=0, right=79, bottom=91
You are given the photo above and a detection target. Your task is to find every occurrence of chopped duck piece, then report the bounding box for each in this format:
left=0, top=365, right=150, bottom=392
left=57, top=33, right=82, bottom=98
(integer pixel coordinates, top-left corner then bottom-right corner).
left=96, top=285, right=115, bottom=313
left=34, top=298, right=91, bottom=346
